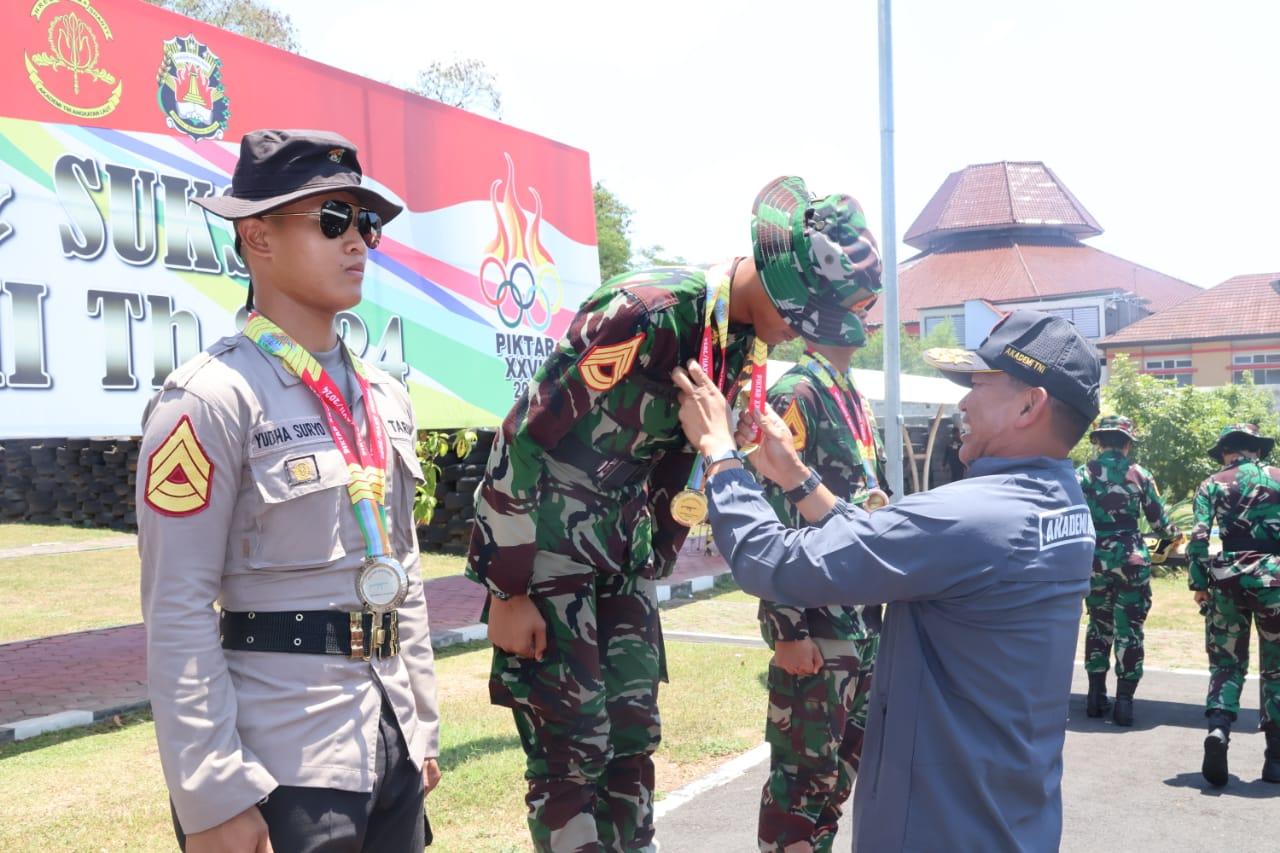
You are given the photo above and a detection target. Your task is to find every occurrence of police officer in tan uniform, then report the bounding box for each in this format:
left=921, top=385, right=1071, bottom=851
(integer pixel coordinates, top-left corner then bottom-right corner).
left=138, top=130, right=440, bottom=852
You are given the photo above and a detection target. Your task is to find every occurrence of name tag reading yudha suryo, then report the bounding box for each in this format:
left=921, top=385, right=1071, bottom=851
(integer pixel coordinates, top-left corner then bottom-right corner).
left=356, top=555, right=409, bottom=611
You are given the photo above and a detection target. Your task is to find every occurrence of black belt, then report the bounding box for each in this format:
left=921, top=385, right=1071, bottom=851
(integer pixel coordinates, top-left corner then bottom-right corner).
left=1220, top=535, right=1280, bottom=555
left=220, top=609, right=400, bottom=660
left=1094, top=524, right=1139, bottom=535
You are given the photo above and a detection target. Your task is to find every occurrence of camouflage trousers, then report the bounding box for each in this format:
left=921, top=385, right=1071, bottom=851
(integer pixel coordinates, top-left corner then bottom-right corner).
left=489, top=551, right=664, bottom=852
left=1203, top=575, right=1280, bottom=728
left=1084, top=564, right=1152, bottom=682
left=757, top=634, right=878, bottom=853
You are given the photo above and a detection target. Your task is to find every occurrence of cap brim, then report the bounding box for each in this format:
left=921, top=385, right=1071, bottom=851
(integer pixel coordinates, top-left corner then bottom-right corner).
left=194, top=182, right=403, bottom=224
left=752, top=176, right=808, bottom=304
left=922, top=347, right=1003, bottom=387
left=1090, top=428, right=1137, bottom=443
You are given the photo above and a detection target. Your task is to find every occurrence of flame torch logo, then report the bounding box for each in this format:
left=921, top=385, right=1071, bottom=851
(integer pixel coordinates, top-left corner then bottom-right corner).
left=478, top=154, right=562, bottom=332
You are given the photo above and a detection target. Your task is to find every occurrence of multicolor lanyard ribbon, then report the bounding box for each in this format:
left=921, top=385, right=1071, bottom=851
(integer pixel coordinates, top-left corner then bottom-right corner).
left=244, top=312, right=392, bottom=559
left=802, top=350, right=880, bottom=491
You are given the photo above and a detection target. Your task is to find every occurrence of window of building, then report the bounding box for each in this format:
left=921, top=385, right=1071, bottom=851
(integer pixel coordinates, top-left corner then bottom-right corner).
left=1144, top=357, right=1193, bottom=386
left=1042, top=306, right=1101, bottom=339
left=1232, top=352, right=1280, bottom=386
left=923, top=313, right=964, bottom=343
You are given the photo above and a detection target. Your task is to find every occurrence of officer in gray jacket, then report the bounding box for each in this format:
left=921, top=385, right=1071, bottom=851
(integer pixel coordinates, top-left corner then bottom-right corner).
left=674, top=310, right=1098, bottom=851
left=138, top=130, right=440, bottom=851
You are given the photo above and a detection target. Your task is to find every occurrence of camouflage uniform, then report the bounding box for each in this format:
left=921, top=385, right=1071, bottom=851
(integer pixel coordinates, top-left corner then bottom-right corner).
left=1077, top=446, right=1178, bottom=684
left=468, top=267, right=756, bottom=850
left=1187, top=429, right=1280, bottom=735
left=468, top=176, right=883, bottom=850
left=756, top=351, right=885, bottom=852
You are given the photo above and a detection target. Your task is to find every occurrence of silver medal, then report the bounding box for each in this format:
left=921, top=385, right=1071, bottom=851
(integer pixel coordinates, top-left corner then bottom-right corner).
left=356, top=555, right=409, bottom=612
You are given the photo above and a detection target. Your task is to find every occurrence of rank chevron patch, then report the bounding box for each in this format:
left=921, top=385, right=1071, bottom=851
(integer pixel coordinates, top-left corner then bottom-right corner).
left=782, top=398, right=807, bottom=451
left=144, top=415, right=214, bottom=516
left=579, top=334, right=643, bottom=392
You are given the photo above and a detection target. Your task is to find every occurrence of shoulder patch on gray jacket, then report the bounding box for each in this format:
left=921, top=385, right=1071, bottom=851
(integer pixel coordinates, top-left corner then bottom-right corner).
left=1039, top=506, right=1095, bottom=550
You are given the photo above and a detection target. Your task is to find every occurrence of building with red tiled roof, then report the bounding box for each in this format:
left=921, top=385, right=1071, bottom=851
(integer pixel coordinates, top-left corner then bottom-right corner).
left=868, top=161, right=1202, bottom=345
left=1098, top=273, right=1280, bottom=389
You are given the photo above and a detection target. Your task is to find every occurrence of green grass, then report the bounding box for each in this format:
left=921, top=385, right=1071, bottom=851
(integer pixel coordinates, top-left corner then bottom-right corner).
left=0, top=549, right=142, bottom=643
left=419, top=551, right=466, bottom=581
left=0, top=521, right=133, bottom=550
left=661, top=576, right=761, bottom=638
left=0, top=640, right=771, bottom=852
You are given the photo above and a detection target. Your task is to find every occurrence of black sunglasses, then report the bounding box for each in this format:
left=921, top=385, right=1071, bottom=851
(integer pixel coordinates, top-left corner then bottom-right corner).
left=261, top=199, right=383, bottom=249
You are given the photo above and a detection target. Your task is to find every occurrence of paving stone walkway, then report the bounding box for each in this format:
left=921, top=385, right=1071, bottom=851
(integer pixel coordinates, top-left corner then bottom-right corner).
left=0, top=543, right=729, bottom=743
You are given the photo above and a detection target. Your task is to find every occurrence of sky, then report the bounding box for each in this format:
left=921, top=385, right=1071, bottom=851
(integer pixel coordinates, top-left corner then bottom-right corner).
left=281, top=0, right=1280, bottom=289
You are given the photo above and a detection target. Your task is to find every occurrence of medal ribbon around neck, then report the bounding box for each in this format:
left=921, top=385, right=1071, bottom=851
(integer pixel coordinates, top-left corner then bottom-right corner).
left=671, top=267, right=735, bottom=524
left=802, top=351, right=880, bottom=491
left=245, top=312, right=392, bottom=558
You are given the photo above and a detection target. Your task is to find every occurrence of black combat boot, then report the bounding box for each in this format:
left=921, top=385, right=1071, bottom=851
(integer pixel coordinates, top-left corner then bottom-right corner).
left=1111, top=678, right=1137, bottom=727
left=1263, top=724, right=1280, bottom=784
left=1086, top=671, right=1110, bottom=718
left=1202, top=712, right=1232, bottom=788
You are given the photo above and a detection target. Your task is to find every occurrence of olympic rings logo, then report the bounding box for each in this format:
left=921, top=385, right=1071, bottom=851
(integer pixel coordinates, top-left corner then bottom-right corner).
left=479, top=255, right=563, bottom=333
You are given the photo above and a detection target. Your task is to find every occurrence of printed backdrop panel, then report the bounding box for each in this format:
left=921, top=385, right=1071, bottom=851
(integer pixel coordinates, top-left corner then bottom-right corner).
left=0, top=0, right=599, bottom=437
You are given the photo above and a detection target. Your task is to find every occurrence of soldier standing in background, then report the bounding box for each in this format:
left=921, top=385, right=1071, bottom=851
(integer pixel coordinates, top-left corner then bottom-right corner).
left=755, top=332, right=888, bottom=853
left=1076, top=415, right=1180, bottom=726
left=1187, top=423, right=1280, bottom=787
left=466, top=176, right=882, bottom=851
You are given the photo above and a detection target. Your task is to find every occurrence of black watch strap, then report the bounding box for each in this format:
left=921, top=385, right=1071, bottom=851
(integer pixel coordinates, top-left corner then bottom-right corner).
left=785, top=470, right=823, bottom=503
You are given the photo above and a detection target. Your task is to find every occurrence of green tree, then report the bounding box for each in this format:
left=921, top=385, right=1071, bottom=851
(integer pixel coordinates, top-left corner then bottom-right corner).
left=144, top=0, right=298, bottom=51
left=410, top=59, right=502, bottom=118
left=594, top=182, right=633, bottom=283
left=1070, top=353, right=1280, bottom=501
left=633, top=244, right=687, bottom=268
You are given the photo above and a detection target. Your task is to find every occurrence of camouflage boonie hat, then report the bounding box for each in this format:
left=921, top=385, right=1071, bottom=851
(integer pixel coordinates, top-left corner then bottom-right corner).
left=1207, top=423, right=1275, bottom=463
left=751, top=176, right=883, bottom=346
left=1090, top=415, right=1138, bottom=443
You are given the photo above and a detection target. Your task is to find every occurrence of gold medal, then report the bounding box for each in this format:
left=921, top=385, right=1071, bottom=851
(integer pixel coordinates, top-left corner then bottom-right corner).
left=670, top=488, right=709, bottom=527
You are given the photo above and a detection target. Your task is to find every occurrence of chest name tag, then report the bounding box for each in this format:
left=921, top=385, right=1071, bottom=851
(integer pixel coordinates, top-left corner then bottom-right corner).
left=1039, top=506, right=1095, bottom=550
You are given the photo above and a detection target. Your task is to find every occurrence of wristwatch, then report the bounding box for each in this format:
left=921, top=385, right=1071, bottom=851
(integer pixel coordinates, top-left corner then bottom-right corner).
left=785, top=469, right=823, bottom=504
left=704, top=447, right=747, bottom=467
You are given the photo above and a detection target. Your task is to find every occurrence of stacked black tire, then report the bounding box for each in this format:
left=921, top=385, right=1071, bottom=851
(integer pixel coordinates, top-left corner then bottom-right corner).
left=0, top=430, right=492, bottom=546
left=0, top=437, right=138, bottom=530
left=416, top=429, right=495, bottom=554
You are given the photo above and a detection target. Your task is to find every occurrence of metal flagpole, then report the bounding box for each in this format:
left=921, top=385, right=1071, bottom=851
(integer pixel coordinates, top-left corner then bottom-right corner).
left=878, top=0, right=904, bottom=498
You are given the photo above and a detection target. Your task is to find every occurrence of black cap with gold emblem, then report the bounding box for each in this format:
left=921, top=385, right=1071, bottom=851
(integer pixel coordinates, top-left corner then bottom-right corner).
left=922, top=309, right=1101, bottom=421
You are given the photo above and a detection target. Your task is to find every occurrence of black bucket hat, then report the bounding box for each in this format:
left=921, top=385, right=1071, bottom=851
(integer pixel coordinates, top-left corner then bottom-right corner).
left=195, top=129, right=402, bottom=223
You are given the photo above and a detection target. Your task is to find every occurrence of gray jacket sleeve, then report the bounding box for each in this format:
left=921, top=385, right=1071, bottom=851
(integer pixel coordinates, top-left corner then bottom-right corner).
left=707, top=468, right=1005, bottom=607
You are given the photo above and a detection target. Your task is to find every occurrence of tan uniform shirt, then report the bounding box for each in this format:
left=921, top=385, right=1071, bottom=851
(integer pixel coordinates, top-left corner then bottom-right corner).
left=137, top=333, right=439, bottom=835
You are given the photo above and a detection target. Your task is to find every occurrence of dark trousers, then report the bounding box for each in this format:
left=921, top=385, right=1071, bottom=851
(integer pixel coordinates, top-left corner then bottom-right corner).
left=173, top=696, right=427, bottom=852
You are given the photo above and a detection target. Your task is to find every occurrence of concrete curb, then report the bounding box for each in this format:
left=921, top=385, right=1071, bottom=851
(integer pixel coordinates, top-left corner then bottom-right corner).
left=0, top=566, right=734, bottom=745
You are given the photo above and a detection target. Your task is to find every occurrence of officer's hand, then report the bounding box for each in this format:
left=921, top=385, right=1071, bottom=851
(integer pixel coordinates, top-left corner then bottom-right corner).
left=423, top=758, right=441, bottom=796
left=487, top=594, right=547, bottom=659
left=672, top=361, right=734, bottom=456
left=1193, top=590, right=1211, bottom=605
left=185, top=805, right=272, bottom=853
left=737, top=407, right=807, bottom=489
left=773, top=638, right=824, bottom=676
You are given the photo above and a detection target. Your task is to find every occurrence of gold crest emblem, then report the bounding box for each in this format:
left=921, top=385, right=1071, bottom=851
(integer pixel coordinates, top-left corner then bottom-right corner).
left=328, top=148, right=345, bottom=163
left=286, top=455, right=319, bottom=486
left=23, top=0, right=123, bottom=119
